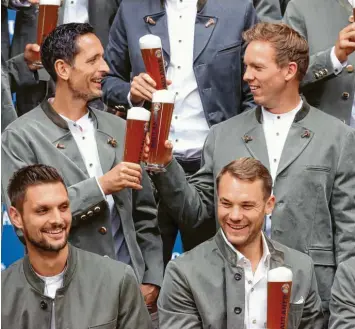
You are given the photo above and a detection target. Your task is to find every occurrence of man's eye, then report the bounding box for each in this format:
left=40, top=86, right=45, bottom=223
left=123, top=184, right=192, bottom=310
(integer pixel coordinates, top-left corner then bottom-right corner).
left=243, top=205, right=253, bottom=210
left=222, top=202, right=231, bottom=208
left=36, top=209, right=47, bottom=214
left=60, top=204, right=69, bottom=212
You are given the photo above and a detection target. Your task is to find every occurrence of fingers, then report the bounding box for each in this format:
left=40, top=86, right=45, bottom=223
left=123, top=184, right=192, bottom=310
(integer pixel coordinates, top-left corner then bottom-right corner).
left=166, top=79, right=173, bottom=86
left=141, top=73, right=157, bottom=88
left=131, top=73, right=157, bottom=101
left=25, top=44, right=40, bottom=52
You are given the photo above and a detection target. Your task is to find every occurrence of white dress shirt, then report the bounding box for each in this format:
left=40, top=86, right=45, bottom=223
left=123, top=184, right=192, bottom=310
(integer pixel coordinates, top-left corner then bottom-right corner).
left=262, top=99, right=303, bottom=235
left=165, top=0, right=210, bottom=159
left=63, top=0, right=89, bottom=24
left=36, top=269, right=65, bottom=329
left=59, top=113, right=115, bottom=213
left=221, top=230, right=271, bottom=329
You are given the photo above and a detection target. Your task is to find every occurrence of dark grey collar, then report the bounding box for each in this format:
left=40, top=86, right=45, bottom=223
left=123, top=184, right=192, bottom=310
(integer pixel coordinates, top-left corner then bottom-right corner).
left=40, top=99, right=98, bottom=130
left=23, top=244, right=77, bottom=295
left=160, top=0, right=207, bottom=12
left=255, top=96, right=311, bottom=124
left=214, top=229, right=288, bottom=269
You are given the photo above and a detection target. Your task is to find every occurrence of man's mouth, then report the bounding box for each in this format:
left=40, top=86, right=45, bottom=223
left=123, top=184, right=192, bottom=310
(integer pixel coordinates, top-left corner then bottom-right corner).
left=92, top=78, right=102, bottom=84
left=249, top=85, right=260, bottom=91
left=227, top=223, right=248, bottom=230
left=42, top=227, right=65, bottom=235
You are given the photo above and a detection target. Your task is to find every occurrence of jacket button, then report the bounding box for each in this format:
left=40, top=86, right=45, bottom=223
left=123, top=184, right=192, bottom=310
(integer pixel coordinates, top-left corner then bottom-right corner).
left=234, top=307, right=242, bottom=314
left=40, top=300, right=48, bottom=310
left=346, top=64, right=354, bottom=73
left=94, top=206, right=101, bottom=213
left=87, top=210, right=94, bottom=217
left=314, top=72, right=320, bottom=79
left=99, top=227, right=107, bottom=235
left=234, top=273, right=242, bottom=281
left=342, top=92, right=350, bottom=100
left=80, top=214, right=87, bottom=220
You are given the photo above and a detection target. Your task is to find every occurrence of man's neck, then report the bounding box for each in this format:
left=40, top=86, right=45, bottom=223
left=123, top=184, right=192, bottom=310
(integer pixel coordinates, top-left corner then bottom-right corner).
left=237, top=234, right=263, bottom=273
left=264, top=90, right=301, bottom=115
left=51, top=87, right=88, bottom=122
left=27, top=245, right=69, bottom=277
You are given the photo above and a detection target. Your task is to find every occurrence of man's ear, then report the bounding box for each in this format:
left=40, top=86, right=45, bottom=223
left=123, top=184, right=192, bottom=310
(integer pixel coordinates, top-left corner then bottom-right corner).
left=54, top=59, right=71, bottom=81
left=9, top=206, right=24, bottom=230
left=265, top=195, right=275, bottom=215
left=284, top=62, right=298, bottom=82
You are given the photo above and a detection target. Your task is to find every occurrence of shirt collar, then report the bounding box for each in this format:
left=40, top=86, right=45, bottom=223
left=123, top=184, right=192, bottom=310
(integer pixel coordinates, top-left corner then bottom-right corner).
left=165, top=0, right=197, bottom=6
left=262, top=98, right=303, bottom=122
left=220, top=229, right=271, bottom=267
left=59, top=112, right=92, bottom=131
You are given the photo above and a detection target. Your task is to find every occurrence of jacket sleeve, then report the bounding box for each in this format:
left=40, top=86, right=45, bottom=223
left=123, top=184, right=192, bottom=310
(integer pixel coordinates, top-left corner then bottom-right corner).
left=283, top=2, right=338, bottom=88
left=253, top=0, right=282, bottom=22
left=297, top=261, right=324, bottom=329
left=6, top=54, right=38, bottom=92
left=118, top=265, right=153, bottom=329
left=132, top=168, right=163, bottom=287
left=1, top=129, right=107, bottom=228
left=241, top=1, right=258, bottom=112
left=158, top=261, right=203, bottom=329
left=329, top=259, right=355, bottom=329
left=102, top=4, right=132, bottom=107
left=331, top=129, right=355, bottom=265
left=151, top=125, right=216, bottom=230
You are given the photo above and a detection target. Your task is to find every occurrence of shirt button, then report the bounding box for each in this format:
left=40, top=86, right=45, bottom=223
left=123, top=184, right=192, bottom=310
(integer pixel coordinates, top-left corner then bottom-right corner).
left=89, top=163, right=93, bottom=167
left=234, top=307, right=242, bottom=314
left=178, top=66, right=181, bottom=69
left=179, top=40, right=182, bottom=43
left=274, top=159, right=277, bottom=163
left=277, top=116, right=280, bottom=119
left=234, top=273, right=242, bottom=281
left=175, top=116, right=178, bottom=119
left=175, top=139, right=179, bottom=142
left=252, top=319, right=257, bottom=324
left=248, top=280, right=252, bottom=284
left=276, top=132, right=279, bottom=136
left=73, top=123, right=77, bottom=127
left=251, top=288, right=254, bottom=292
left=176, top=92, right=179, bottom=95
left=82, top=136, right=85, bottom=140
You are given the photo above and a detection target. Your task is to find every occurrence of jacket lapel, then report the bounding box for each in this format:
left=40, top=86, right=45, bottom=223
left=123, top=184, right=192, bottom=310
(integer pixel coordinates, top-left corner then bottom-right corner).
left=193, top=13, right=217, bottom=63
left=144, top=11, right=170, bottom=59
left=95, top=130, right=117, bottom=175
left=242, top=124, right=271, bottom=172
left=276, top=125, right=313, bottom=177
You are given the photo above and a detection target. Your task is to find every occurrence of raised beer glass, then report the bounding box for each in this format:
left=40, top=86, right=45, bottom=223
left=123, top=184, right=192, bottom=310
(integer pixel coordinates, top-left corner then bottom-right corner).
left=33, top=0, right=61, bottom=67
left=146, top=90, right=175, bottom=172
left=123, top=107, right=151, bottom=163
left=139, top=34, right=167, bottom=90
left=267, top=267, right=293, bottom=329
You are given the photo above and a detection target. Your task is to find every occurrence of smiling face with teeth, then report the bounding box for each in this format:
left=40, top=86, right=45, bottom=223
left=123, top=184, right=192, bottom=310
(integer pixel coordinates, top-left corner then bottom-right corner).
left=217, top=173, right=275, bottom=254
left=10, top=182, right=71, bottom=254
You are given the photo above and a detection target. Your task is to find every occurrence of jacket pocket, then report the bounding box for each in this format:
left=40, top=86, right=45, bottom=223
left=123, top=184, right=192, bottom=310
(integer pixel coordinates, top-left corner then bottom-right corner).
left=288, top=303, right=304, bottom=329
left=216, top=41, right=242, bottom=55
left=89, top=318, right=117, bottom=329
left=308, top=249, right=335, bottom=306
left=305, top=165, right=331, bottom=172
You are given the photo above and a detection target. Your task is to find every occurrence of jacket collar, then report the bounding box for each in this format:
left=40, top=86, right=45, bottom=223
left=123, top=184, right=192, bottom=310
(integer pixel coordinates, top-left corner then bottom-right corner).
left=160, top=0, right=207, bottom=12
left=214, top=229, right=290, bottom=269
left=255, top=96, right=311, bottom=124
left=40, top=99, right=99, bottom=131
left=23, top=244, right=77, bottom=294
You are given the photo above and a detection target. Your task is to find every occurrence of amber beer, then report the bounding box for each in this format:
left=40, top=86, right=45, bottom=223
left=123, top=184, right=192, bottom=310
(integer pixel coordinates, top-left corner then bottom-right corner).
left=34, top=0, right=61, bottom=66
left=123, top=107, right=151, bottom=163
left=146, top=90, right=175, bottom=172
left=267, top=267, right=293, bottom=329
left=139, top=35, right=167, bottom=90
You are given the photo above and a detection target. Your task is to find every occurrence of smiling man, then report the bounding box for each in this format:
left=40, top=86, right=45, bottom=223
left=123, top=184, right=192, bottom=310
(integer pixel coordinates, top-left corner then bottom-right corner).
left=147, top=22, right=355, bottom=326
left=1, top=164, right=151, bottom=329
left=1, top=23, right=163, bottom=322
left=158, top=158, right=324, bottom=329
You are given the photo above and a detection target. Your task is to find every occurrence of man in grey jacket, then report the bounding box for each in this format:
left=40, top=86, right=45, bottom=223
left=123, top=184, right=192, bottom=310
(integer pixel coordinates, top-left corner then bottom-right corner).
left=146, top=22, right=355, bottom=327
left=284, top=0, right=355, bottom=126
left=158, top=158, right=324, bottom=329
left=2, top=164, right=152, bottom=329
left=329, top=257, right=355, bottom=329
left=1, top=23, right=163, bottom=320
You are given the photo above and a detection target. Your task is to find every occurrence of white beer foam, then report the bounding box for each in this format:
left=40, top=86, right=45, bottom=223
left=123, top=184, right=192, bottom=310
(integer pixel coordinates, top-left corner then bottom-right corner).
left=268, top=267, right=293, bottom=282
left=127, top=107, right=151, bottom=121
left=139, top=34, right=162, bottom=49
left=40, top=0, right=61, bottom=5
left=152, top=90, right=175, bottom=104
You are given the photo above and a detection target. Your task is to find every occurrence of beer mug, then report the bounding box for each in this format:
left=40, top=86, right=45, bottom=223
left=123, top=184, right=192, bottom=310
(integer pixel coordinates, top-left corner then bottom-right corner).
left=123, top=107, right=151, bottom=163
left=267, top=267, right=293, bottom=329
left=139, top=34, right=167, bottom=90
left=146, top=90, right=175, bottom=172
left=34, top=0, right=61, bottom=67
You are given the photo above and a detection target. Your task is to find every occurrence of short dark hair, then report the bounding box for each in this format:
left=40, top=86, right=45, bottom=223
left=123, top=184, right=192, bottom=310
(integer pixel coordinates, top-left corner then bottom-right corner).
left=41, top=23, right=94, bottom=81
left=7, top=164, right=67, bottom=213
left=216, top=158, right=273, bottom=199
left=243, top=22, right=309, bottom=81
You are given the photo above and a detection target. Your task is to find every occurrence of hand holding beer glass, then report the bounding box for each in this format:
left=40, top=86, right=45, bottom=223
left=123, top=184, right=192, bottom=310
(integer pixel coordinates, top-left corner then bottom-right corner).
left=267, top=267, right=293, bottom=329
left=33, top=0, right=61, bottom=67
left=123, top=107, right=151, bottom=163
left=145, top=90, right=176, bottom=172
